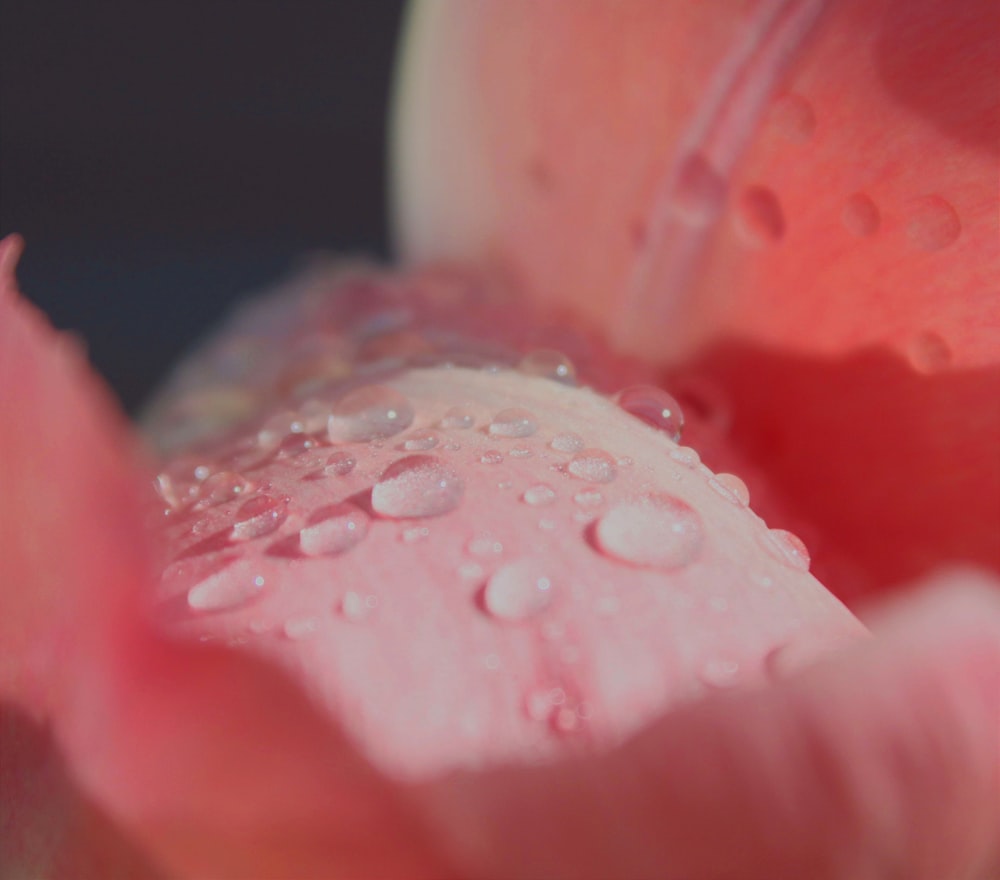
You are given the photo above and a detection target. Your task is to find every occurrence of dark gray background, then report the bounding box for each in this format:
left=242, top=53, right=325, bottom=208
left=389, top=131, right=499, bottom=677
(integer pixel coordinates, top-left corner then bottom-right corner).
left=0, top=1, right=406, bottom=411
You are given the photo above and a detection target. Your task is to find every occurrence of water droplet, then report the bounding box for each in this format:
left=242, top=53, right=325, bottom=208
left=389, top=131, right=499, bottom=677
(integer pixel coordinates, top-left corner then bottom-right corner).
left=283, top=615, right=320, bottom=641
left=489, top=408, right=539, bottom=438
left=760, top=528, right=811, bottom=572
left=707, top=472, right=750, bottom=506
left=467, top=535, right=504, bottom=557
left=736, top=186, right=786, bottom=246
left=480, top=450, right=504, bottom=465
left=768, top=93, right=816, bottom=142
left=841, top=192, right=881, bottom=237
left=615, top=385, right=684, bottom=441
left=670, top=153, right=728, bottom=226
left=231, top=495, right=288, bottom=541
left=908, top=330, right=953, bottom=373
left=402, top=429, right=440, bottom=451
left=324, top=450, right=357, bottom=476
left=299, top=503, right=369, bottom=556
left=440, top=405, right=475, bottom=430
left=401, top=525, right=430, bottom=543
left=340, top=590, right=370, bottom=622
left=538, top=517, right=557, bottom=531
left=550, top=432, right=584, bottom=453
left=669, top=446, right=701, bottom=468
left=187, top=567, right=266, bottom=611
left=483, top=653, right=501, bottom=671
left=595, top=494, right=704, bottom=569
left=568, top=449, right=617, bottom=483
left=573, top=490, right=604, bottom=507
left=196, top=471, right=252, bottom=508
left=553, top=707, right=580, bottom=733
left=257, top=410, right=300, bottom=450
left=518, top=349, right=577, bottom=385
left=509, top=446, right=533, bottom=459
left=483, top=559, right=555, bottom=622
left=328, top=385, right=415, bottom=442
left=371, top=454, right=464, bottom=518
left=497, top=480, right=514, bottom=490
left=906, top=195, right=961, bottom=252
left=524, top=688, right=554, bottom=721
left=458, top=561, right=485, bottom=583
left=700, top=658, right=741, bottom=688
left=297, top=399, right=334, bottom=434
left=522, top=484, right=557, bottom=506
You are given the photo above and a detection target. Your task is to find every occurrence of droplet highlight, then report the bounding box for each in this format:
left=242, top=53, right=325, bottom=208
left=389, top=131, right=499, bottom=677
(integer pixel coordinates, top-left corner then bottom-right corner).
left=299, top=503, right=369, bottom=556
left=327, top=385, right=414, bottom=442
left=518, top=349, right=577, bottom=385
left=324, top=450, right=357, bottom=476
left=403, top=429, right=441, bottom=451
left=522, top=484, right=557, bottom=506
left=489, top=408, right=539, bottom=438
left=761, top=528, right=811, bottom=572
left=707, top=473, right=751, bottom=507
left=483, top=559, right=555, bottom=622
left=615, top=385, right=684, bottom=442
left=440, top=405, right=475, bottom=430
left=568, top=449, right=617, bottom=483
left=231, top=495, right=288, bottom=541
left=595, top=494, right=704, bottom=569
left=187, top=568, right=266, bottom=611
left=550, top=432, right=584, bottom=453
left=371, top=454, right=464, bottom=518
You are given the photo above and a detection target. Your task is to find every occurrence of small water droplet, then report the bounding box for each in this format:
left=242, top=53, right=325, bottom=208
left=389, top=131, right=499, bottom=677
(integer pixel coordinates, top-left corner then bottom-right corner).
left=518, top=349, right=577, bottom=385
left=489, top=407, right=539, bottom=438
left=707, top=472, right=750, bottom=506
left=340, top=590, right=371, bottom=622
left=458, top=561, right=485, bottom=583
left=440, top=405, right=476, bottom=429
left=196, top=471, right=252, bottom=508
left=700, top=658, right=741, bottom=688
left=231, top=495, right=288, bottom=541
left=403, top=429, right=441, bottom=451
left=522, top=483, right=557, bottom=506
left=257, top=410, right=300, bottom=450
left=509, top=446, right=533, bottom=459
left=324, top=450, right=357, bottom=476
left=371, top=454, right=464, bottom=518
left=483, top=559, right=555, bottom=622
left=401, top=525, right=430, bottom=543
left=568, top=449, right=617, bottom=483
left=299, top=503, right=369, bottom=556
left=768, top=93, right=816, bottom=142
left=550, top=432, right=584, bottom=453
left=908, top=330, right=953, bottom=373
left=670, top=153, right=728, bottom=226
left=615, top=385, right=684, bottom=442
left=467, top=535, right=504, bottom=557
left=841, top=192, right=881, bottom=237
left=669, top=446, right=701, bottom=468
left=483, top=653, right=501, bottom=670
left=297, top=399, right=334, bottom=434
left=595, top=494, right=704, bottom=569
left=524, top=688, right=554, bottom=721
left=553, top=707, right=580, bottom=733
left=187, top=567, right=265, bottom=611
left=573, top=490, right=604, bottom=507
left=538, top=517, right=557, bottom=531
left=283, top=615, right=320, bottom=641
left=736, top=186, right=786, bottom=246
left=760, top=528, right=811, bottom=572
left=328, top=385, right=415, bottom=442
left=480, top=450, right=504, bottom=465
left=906, top=195, right=961, bottom=252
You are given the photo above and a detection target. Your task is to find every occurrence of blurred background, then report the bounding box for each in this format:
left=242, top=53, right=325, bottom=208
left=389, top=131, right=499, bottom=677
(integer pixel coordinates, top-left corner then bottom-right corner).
left=0, top=0, right=406, bottom=412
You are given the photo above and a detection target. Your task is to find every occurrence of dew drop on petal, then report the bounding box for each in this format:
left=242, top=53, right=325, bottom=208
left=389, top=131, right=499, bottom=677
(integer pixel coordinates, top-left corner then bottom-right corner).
left=328, top=385, right=414, bottom=442
left=371, top=454, right=464, bottom=518
left=231, top=494, right=288, bottom=541
left=483, top=559, right=555, bottom=622
left=324, top=450, right=357, bottom=476
left=573, top=490, right=604, bottom=508
left=489, top=407, right=539, bottom=438
left=700, top=658, right=741, bottom=688
left=283, top=615, right=320, bottom=641
left=615, top=385, right=685, bottom=442
left=568, top=449, right=617, bottom=483
left=760, top=528, right=811, bottom=572
left=480, top=450, right=504, bottom=465
left=440, top=405, right=476, bottom=430
left=340, top=590, right=370, bottom=622
left=670, top=446, right=701, bottom=468
left=403, top=429, right=441, bottom=451
left=595, top=494, right=704, bottom=569
left=906, top=194, right=961, bottom=252
left=467, top=535, right=504, bottom=557
left=841, top=192, right=881, bottom=237
left=707, top=472, right=751, bottom=506
left=736, top=185, right=786, bottom=246
left=522, top=484, right=557, bottom=506
left=401, top=525, right=431, bottom=543
left=518, top=349, right=577, bottom=385
left=299, top=502, right=369, bottom=556
left=187, top=569, right=266, bottom=611
left=196, top=471, right=252, bottom=508
left=550, top=432, right=584, bottom=453
left=258, top=410, right=300, bottom=450
left=908, top=330, right=953, bottom=373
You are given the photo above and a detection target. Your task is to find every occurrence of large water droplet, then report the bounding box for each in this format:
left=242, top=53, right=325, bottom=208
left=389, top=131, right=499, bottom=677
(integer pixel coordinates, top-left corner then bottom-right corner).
left=324, top=450, right=357, bottom=476
left=906, top=195, right=961, bottom=252
left=841, top=192, right=881, bottom=237
left=615, top=385, right=684, bottom=442
left=327, top=385, right=414, bottom=442
left=522, top=484, right=557, bottom=506
left=489, top=408, right=539, bottom=438
left=440, top=405, right=475, bottom=430
left=760, top=528, right=811, bottom=572
left=195, top=471, right=252, bottom=508
left=518, top=349, right=577, bottom=385
left=467, top=535, right=504, bottom=557
left=483, top=559, right=555, bottom=622
left=231, top=495, right=288, bottom=541
left=187, top=568, right=266, bottom=611
left=595, top=494, right=704, bottom=569
left=736, top=186, right=786, bottom=246
left=568, top=449, right=617, bottom=483
left=402, top=429, right=440, bottom=451
left=371, top=454, right=464, bottom=518
left=707, top=473, right=750, bottom=507
left=670, top=153, right=728, bottom=226
left=299, top=502, right=369, bottom=556
left=550, top=432, right=584, bottom=453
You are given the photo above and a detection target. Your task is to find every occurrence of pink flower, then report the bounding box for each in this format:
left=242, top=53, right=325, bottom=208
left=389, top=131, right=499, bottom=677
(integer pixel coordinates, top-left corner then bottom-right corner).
left=3, top=2, right=998, bottom=877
